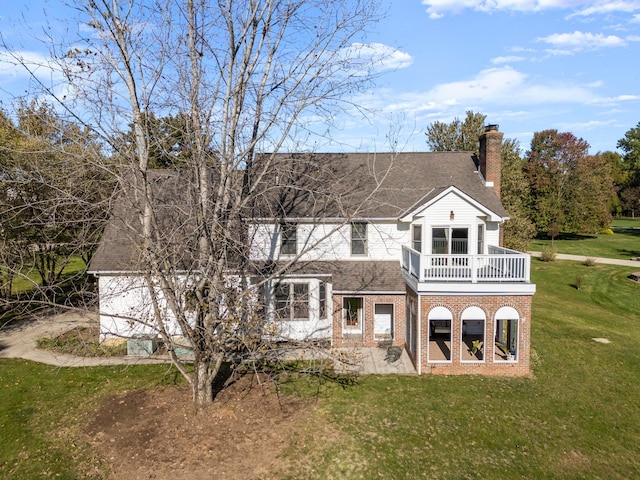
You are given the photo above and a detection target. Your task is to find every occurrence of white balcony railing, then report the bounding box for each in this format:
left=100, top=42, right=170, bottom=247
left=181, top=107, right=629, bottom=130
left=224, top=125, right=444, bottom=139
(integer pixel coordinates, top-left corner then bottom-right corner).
left=401, top=245, right=531, bottom=283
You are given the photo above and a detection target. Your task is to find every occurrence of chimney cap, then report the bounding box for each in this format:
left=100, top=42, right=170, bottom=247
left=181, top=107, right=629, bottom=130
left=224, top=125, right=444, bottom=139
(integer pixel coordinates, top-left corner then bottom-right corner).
left=485, top=124, right=499, bottom=132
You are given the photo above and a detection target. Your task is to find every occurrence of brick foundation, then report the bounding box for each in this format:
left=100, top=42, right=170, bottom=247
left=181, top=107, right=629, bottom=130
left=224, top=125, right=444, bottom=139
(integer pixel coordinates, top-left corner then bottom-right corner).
left=418, top=294, right=532, bottom=376
left=330, top=290, right=532, bottom=377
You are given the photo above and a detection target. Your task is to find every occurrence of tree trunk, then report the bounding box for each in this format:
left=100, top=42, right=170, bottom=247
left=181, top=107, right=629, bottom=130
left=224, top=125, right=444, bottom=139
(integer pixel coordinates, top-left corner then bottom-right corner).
left=192, top=354, right=224, bottom=407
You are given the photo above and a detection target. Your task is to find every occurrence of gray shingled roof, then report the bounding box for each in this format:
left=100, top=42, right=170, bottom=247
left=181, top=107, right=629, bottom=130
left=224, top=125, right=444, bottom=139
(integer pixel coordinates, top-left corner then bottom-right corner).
left=258, top=260, right=406, bottom=292
left=89, top=170, right=201, bottom=273
left=89, top=152, right=507, bottom=274
left=251, top=152, right=507, bottom=219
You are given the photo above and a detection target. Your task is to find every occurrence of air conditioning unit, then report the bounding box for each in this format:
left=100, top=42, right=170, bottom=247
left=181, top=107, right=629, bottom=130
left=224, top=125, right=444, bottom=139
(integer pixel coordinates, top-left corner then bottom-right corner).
left=127, top=335, right=159, bottom=356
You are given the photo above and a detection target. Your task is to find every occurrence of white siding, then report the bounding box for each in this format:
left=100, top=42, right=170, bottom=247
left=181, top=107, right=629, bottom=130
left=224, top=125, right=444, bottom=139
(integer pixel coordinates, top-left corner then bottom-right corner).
left=249, top=191, right=503, bottom=262
left=249, top=221, right=409, bottom=262
left=410, top=191, right=501, bottom=254
left=98, top=275, right=186, bottom=341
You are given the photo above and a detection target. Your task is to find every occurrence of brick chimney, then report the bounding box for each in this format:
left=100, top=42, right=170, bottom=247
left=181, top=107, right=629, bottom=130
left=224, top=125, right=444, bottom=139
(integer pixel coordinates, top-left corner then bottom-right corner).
left=479, top=124, right=503, bottom=198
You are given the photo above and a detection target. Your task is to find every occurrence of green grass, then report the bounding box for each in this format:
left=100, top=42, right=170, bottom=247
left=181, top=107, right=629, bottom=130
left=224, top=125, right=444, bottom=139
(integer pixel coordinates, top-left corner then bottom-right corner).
left=529, top=228, right=640, bottom=259
left=280, top=260, right=640, bottom=479
left=611, top=217, right=640, bottom=228
left=2, top=257, right=90, bottom=327
left=0, top=362, right=184, bottom=479
left=8, top=256, right=87, bottom=295
left=2, top=261, right=640, bottom=479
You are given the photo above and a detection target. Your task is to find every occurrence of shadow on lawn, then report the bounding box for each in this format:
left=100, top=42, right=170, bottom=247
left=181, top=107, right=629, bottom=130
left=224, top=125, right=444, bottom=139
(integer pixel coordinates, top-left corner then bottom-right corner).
left=612, top=227, right=640, bottom=238
left=617, top=248, right=640, bottom=258
left=536, top=232, right=596, bottom=241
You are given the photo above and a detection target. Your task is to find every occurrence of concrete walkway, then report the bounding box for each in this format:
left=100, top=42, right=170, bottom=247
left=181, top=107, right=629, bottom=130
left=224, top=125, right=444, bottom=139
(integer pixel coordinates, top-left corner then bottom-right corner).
left=528, top=252, right=640, bottom=268
left=0, top=310, right=416, bottom=374
left=0, top=310, right=169, bottom=367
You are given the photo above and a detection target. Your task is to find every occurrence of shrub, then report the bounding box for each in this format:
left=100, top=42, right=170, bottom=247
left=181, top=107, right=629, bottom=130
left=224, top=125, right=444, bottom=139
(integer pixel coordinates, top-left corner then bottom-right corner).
left=573, top=275, right=583, bottom=290
left=37, top=327, right=127, bottom=357
left=583, top=257, right=597, bottom=267
left=540, top=246, right=557, bottom=262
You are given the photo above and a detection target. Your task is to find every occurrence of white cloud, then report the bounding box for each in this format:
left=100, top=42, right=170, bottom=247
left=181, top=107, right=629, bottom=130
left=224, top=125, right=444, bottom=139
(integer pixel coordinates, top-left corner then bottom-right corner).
left=421, top=0, right=640, bottom=19
left=590, top=94, right=640, bottom=105
left=357, top=66, right=598, bottom=120
left=343, top=43, right=413, bottom=73
left=0, top=49, right=54, bottom=79
left=537, top=31, right=627, bottom=53
left=557, top=119, right=617, bottom=130
left=568, top=1, right=640, bottom=17
left=491, top=55, right=526, bottom=64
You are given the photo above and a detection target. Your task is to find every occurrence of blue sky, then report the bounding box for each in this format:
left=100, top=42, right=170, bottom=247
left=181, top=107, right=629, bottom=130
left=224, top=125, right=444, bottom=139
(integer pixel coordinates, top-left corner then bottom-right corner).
left=1, top=1, right=639, bottom=154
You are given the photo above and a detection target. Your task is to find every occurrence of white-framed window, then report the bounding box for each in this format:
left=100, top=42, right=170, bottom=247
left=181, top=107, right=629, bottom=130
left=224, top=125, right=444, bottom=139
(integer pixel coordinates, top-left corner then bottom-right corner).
left=374, top=303, right=394, bottom=340
left=319, top=281, right=327, bottom=319
left=412, top=224, right=422, bottom=252
left=280, top=223, right=297, bottom=256
left=274, top=282, right=309, bottom=321
left=432, top=227, right=468, bottom=255
left=351, top=222, right=367, bottom=256
left=477, top=224, right=485, bottom=254
left=428, top=306, right=452, bottom=363
left=494, top=306, right=520, bottom=362
left=343, top=297, right=363, bottom=333
left=461, top=306, right=486, bottom=363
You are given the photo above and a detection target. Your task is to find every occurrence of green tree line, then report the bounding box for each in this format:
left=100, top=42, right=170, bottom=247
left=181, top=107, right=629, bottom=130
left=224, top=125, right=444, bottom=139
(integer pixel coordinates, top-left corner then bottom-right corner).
left=426, top=111, right=639, bottom=250
left=0, top=102, right=112, bottom=309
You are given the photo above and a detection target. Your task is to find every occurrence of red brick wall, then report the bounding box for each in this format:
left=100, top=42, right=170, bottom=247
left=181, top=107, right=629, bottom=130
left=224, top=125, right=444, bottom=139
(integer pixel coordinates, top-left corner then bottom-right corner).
left=419, top=294, right=532, bottom=377
left=331, top=293, right=406, bottom=347
left=479, top=129, right=504, bottom=199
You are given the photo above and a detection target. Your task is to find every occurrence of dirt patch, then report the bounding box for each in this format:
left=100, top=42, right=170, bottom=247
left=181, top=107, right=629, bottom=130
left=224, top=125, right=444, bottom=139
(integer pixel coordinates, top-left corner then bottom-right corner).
left=82, top=374, right=315, bottom=479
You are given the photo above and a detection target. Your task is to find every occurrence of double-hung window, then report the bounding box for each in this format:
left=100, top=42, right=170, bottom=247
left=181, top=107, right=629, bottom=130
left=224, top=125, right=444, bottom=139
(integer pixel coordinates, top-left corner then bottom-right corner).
left=351, top=222, right=367, bottom=256
left=412, top=225, right=422, bottom=252
left=319, top=282, right=327, bottom=319
left=280, top=223, right=297, bottom=256
left=477, top=224, right=485, bottom=254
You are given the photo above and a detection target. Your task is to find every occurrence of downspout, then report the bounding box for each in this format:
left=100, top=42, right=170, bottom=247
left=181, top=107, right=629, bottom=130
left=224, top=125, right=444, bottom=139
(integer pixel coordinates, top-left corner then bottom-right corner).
left=417, top=296, right=422, bottom=375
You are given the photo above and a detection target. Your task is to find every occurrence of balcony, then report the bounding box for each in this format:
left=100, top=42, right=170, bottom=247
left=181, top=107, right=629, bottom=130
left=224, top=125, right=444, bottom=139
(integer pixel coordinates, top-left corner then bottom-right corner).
left=401, top=245, right=531, bottom=284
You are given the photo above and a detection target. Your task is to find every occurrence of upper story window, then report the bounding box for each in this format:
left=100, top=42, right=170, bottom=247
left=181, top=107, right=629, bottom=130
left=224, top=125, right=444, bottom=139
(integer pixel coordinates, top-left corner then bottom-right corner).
left=280, top=223, right=297, bottom=256
left=477, top=224, right=485, bottom=254
left=351, top=222, right=367, bottom=256
left=412, top=225, right=422, bottom=252
left=432, top=227, right=468, bottom=255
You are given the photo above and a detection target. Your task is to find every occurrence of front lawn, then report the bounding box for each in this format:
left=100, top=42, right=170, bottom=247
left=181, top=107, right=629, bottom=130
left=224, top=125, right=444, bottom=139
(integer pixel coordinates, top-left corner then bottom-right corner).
left=279, top=260, right=640, bottom=479
left=1, top=260, right=640, bottom=479
left=528, top=228, right=640, bottom=260
left=0, top=362, right=183, bottom=479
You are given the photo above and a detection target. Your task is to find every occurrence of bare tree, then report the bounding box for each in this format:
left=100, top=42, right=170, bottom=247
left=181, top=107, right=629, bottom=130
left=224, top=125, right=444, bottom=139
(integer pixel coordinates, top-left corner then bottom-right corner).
left=0, top=102, right=111, bottom=321
left=2, top=0, right=388, bottom=406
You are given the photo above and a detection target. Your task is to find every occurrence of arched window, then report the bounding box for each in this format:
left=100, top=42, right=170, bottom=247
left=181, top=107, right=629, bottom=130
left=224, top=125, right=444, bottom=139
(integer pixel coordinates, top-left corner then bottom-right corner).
left=428, top=306, right=452, bottom=362
left=461, top=306, right=486, bottom=362
left=494, top=306, right=520, bottom=362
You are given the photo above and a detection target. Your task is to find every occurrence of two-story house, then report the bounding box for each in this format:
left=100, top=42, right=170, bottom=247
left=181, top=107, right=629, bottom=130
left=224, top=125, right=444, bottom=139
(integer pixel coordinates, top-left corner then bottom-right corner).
left=89, top=125, right=535, bottom=376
